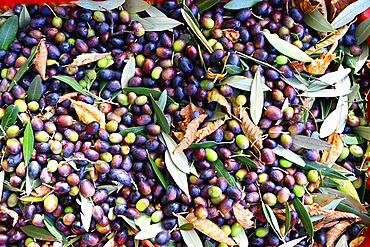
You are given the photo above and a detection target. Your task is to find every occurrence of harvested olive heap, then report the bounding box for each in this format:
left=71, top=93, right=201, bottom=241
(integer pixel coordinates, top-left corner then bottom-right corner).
left=0, top=0, right=370, bottom=246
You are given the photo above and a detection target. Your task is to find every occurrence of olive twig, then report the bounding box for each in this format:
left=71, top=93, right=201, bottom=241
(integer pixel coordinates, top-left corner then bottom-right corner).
left=99, top=5, right=136, bottom=37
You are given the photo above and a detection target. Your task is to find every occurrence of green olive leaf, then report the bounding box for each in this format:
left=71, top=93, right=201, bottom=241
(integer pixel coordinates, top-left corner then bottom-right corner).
left=119, top=126, right=145, bottom=137
left=220, top=75, right=271, bottom=91
left=233, top=227, right=249, bottom=247
left=224, top=65, right=244, bottom=75
left=188, top=140, right=234, bottom=149
left=130, top=15, right=155, bottom=30
left=273, top=145, right=306, bottom=167
left=154, top=89, right=168, bottom=124
left=285, top=203, right=291, bottom=236
left=143, top=17, right=182, bottom=31
left=303, top=9, right=334, bottom=33
left=147, top=150, right=168, bottom=189
left=0, top=170, right=4, bottom=202
left=121, top=56, right=136, bottom=89
left=291, top=135, right=333, bottom=150
left=232, top=155, right=258, bottom=168
left=204, top=240, right=216, bottom=247
left=150, top=93, right=170, bottom=134
left=63, top=235, right=82, bottom=247
left=302, top=160, right=348, bottom=180
left=263, top=31, right=313, bottom=62
left=293, top=198, right=314, bottom=239
left=354, top=17, right=370, bottom=45
left=1, top=105, right=19, bottom=130
left=123, top=0, right=150, bottom=13
left=177, top=216, right=203, bottom=247
left=0, top=15, right=18, bottom=50
left=262, top=203, right=284, bottom=240
left=196, top=0, right=220, bottom=12
left=331, top=0, right=370, bottom=29
left=19, top=5, right=30, bottom=29
left=336, top=203, right=370, bottom=226
left=72, top=0, right=126, bottom=11
left=24, top=121, right=34, bottom=195
left=146, top=5, right=166, bottom=17
left=119, top=215, right=140, bottom=231
left=123, top=87, right=175, bottom=103
left=165, top=150, right=189, bottom=196
left=27, top=75, right=43, bottom=103
left=161, top=132, right=190, bottom=174
left=344, top=42, right=369, bottom=73
left=211, top=159, right=238, bottom=187
left=54, top=75, right=94, bottom=97
left=20, top=226, right=58, bottom=241
left=342, top=133, right=366, bottom=145
left=250, top=67, right=264, bottom=125
left=224, top=0, right=262, bottom=9
left=43, top=215, right=66, bottom=241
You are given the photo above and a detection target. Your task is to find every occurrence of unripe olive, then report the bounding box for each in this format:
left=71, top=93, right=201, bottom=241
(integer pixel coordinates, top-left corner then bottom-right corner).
left=230, top=222, right=242, bottom=237
left=205, top=148, right=218, bottom=162
left=349, top=145, right=363, bottom=158
left=235, top=134, right=249, bottom=149
left=292, top=184, right=305, bottom=197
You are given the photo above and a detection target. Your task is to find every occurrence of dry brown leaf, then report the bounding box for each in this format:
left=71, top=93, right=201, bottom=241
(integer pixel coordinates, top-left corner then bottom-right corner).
left=313, top=211, right=360, bottom=231
left=172, top=131, right=184, bottom=142
left=174, top=114, right=208, bottom=154
left=273, top=203, right=334, bottom=221
left=194, top=118, right=228, bottom=143
left=30, top=185, right=52, bottom=197
left=289, top=61, right=306, bottom=72
left=207, top=88, right=232, bottom=116
left=320, top=131, right=344, bottom=167
left=57, top=92, right=79, bottom=103
left=103, top=236, right=118, bottom=247
left=232, top=203, right=254, bottom=228
left=37, top=106, right=56, bottom=121
left=89, top=166, right=98, bottom=182
left=179, top=103, right=204, bottom=131
left=65, top=52, right=111, bottom=67
left=71, top=100, right=106, bottom=129
left=234, top=105, right=263, bottom=152
left=223, top=29, right=239, bottom=43
left=186, top=213, right=236, bottom=246
left=306, top=54, right=337, bottom=75
left=0, top=205, right=18, bottom=226
left=349, top=235, right=366, bottom=247
left=325, top=220, right=352, bottom=247
left=329, top=0, right=351, bottom=22
left=305, top=25, right=349, bottom=55
left=34, top=40, right=48, bottom=80
left=207, top=68, right=227, bottom=80
left=292, top=0, right=322, bottom=14
left=313, top=243, right=324, bottom=247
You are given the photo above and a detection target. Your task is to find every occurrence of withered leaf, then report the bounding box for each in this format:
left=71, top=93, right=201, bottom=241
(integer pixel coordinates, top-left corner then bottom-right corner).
left=273, top=203, right=334, bottom=221
left=30, top=184, right=51, bottom=197
left=194, top=118, right=228, bottom=143
left=349, top=235, right=366, bottom=247
left=293, top=0, right=322, bottom=14
left=313, top=211, right=360, bottom=231
left=89, top=166, right=98, bottom=182
left=179, top=103, right=204, bottom=131
left=57, top=92, right=79, bottom=103
left=37, top=106, right=56, bottom=121
left=207, top=88, right=232, bottom=117
left=305, top=25, right=349, bottom=55
left=71, top=100, right=106, bottom=129
left=172, top=131, right=184, bottom=142
left=223, top=29, right=239, bottom=43
left=306, top=54, right=337, bottom=75
left=174, top=114, right=208, bottom=154
left=185, top=213, right=236, bottom=246
left=0, top=205, right=18, bottom=226
left=207, top=68, right=227, bottom=80
left=34, top=40, right=48, bottom=80
left=234, top=105, right=263, bottom=152
left=232, top=203, right=254, bottom=229
left=103, top=237, right=118, bottom=247
left=326, top=220, right=351, bottom=247
left=320, top=131, right=344, bottom=167
left=329, top=0, right=351, bottom=22
left=65, top=52, right=111, bottom=67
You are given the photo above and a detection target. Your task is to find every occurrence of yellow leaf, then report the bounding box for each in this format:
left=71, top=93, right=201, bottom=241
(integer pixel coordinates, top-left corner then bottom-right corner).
left=65, top=52, right=111, bottom=67
left=332, top=178, right=360, bottom=202
left=207, top=67, right=227, bottom=80
left=207, top=88, right=232, bottom=116
left=185, top=213, right=236, bottom=246
left=306, top=54, right=337, bottom=75
left=34, top=40, right=48, bottom=80
left=320, top=131, right=344, bottom=167
left=305, top=25, right=349, bottom=55
left=349, top=235, right=366, bottom=247
left=233, top=203, right=254, bottom=228
left=71, top=100, right=106, bottom=129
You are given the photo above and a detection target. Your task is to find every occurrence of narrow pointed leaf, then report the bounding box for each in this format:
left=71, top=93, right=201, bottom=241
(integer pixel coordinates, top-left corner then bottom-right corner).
left=119, top=126, right=145, bottom=136
left=344, top=42, right=369, bottom=73
left=224, top=0, right=262, bottom=9
left=147, top=150, right=168, bottom=189
left=43, top=215, right=66, bottom=241
left=250, top=68, right=264, bottom=125
left=292, top=135, right=332, bottom=150
left=293, top=198, right=314, bottom=239
left=354, top=17, right=370, bottom=45
left=211, top=159, right=238, bottom=187
left=262, top=203, right=283, bottom=240
left=150, top=94, right=170, bottom=134
left=27, top=75, right=43, bottom=103
left=72, top=0, right=126, bottom=11
left=123, top=0, right=150, bottom=13
left=165, top=151, right=189, bottom=196
left=154, top=89, right=167, bottom=123
left=232, top=156, right=258, bottom=168
left=336, top=203, right=370, bottom=226
left=19, top=5, right=30, bottom=28
left=303, top=9, right=334, bottom=32
left=121, top=56, right=136, bottom=89
left=263, top=31, right=312, bottom=62
left=123, top=87, right=175, bottom=103
left=302, top=160, right=348, bottom=180
left=0, top=171, right=4, bottom=202
left=353, top=126, right=370, bottom=140
left=0, top=15, right=18, bottom=50
left=285, top=202, right=291, bottom=235
left=225, top=65, right=243, bottom=75
left=20, top=226, right=58, bottom=241
left=273, top=145, right=306, bottom=167
left=325, top=188, right=366, bottom=213
left=146, top=5, right=166, bottom=17
left=1, top=105, right=19, bottom=130
left=143, top=17, right=182, bottom=31
left=233, top=228, right=249, bottom=247
left=178, top=216, right=203, bottom=247
left=23, top=122, right=34, bottom=167
left=161, top=132, right=190, bottom=174
left=342, top=133, right=365, bottom=145
left=196, top=0, right=219, bottom=12
left=54, top=76, right=95, bottom=98
left=130, top=15, right=155, bottom=30
left=278, top=237, right=307, bottom=247
left=331, top=0, right=370, bottom=29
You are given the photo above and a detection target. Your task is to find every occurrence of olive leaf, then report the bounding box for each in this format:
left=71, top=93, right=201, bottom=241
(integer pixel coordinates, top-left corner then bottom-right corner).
left=19, top=5, right=30, bottom=29
left=130, top=15, right=155, bottom=30
left=178, top=216, right=203, bottom=247
left=331, top=0, right=370, bottom=29
left=27, top=75, right=43, bottom=103
left=77, top=193, right=93, bottom=231
left=278, top=237, right=307, bottom=247
left=211, top=159, right=238, bottom=187
left=233, top=227, right=249, bottom=247
left=143, top=17, right=182, bottom=31
left=24, top=121, right=34, bottom=195
left=123, top=87, right=175, bottom=103
left=188, top=140, right=234, bottom=149
left=303, top=160, right=348, bottom=180
left=119, top=126, right=145, bottom=136
left=220, top=75, right=270, bottom=91
left=292, top=135, right=333, bottom=150
left=303, top=9, right=334, bottom=33
left=225, top=65, right=243, bottom=75
left=43, top=215, right=66, bottom=241
left=263, top=31, right=313, bottom=62
left=1, top=105, right=19, bottom=131
left=344, top=42, right=369, bottom=73
left=53, top=75, right=95, bottom=97
left=150, top=94, right=170, bottom=134
left=0, top=170, right=4, bottom=203
left=308, top=68, right=351, bottom=91
left=232, top=155, right=258, bottom=168
left=121, top=56, right=136, bottom=89
left=72, top=0, right=126, bottom=11
left=162, top=132, right=190, bottom=174
left=123, top=0, right=150, bottom=13
left=146, top=5, right=166, bottom=17
left=293, top=198, right=314, bottom=239
left=325, top=188, right=366, bottom=214
left=319, top=105, right=343, bottom=138
left=0, top=15, right=18, bottom=50
left=196, top=0, right=220, bottom=12
left=154, top=89, right=167, bottom=124
left=285, top=203, right=291, bottom=236
left=250, top=68, right=264, bottom=125
left=20, top=226, right=58, bottom=241
left=354, top=17, right=370, bottom=45
left=273, top=145, right=306, bottom=167
left=342, top=133, right=365, bottom=145
left=336, top=203, right=370, bottom=226
left=147, top=150, right=168, bottom=189
left=164, top=150, right=189, bottom=196
left=224, top=0, right=262, bottom=9
left=262, top=203, right=283, bottom=240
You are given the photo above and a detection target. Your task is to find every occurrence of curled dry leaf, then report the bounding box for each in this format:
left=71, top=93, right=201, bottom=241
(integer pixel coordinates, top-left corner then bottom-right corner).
left=223, top=29, right=239, bottom=43
left=185, top=213, right=236, bottom=246
left=89, top=166, right=98, bottom=182
left=70, top=100, right=106, bottom=129
left=232, top=202, right=254, bottom=228
left=329, top=0, right=351, bottom=22
left=349, top=235, right=366, bottom=247
left=57, top=92, right=79, bottom=103
left=305, top=25, right=349, bottom=55
left=103, top=236, right=118, bottom=247
left=292, top=0, right=322, bottom=14
left=273, top=203, right=334, bottom=221
left=30, top=184, right=51, bottom=197
left=37, top=106, right=56, bottom=121
left=194, top=118, right=228, bottom=143
left=320, top=131, right=344, bottom=167
left=234, top=105, right=263, bottom=152
left=313, top=211, right=360, bottom=231
left=207, top=88, right=232, bottom=117
left=325, top=220, right=351, bottom=247
left=174, top=114, right=208, bottom=154
left=207, top=68, right=227, bottom=80
left=306, top=54, right=337, bottom=75
left=179, top=103, right=204, bottom=131
left=0, top=205, right=18, bottom=226
left=172, top=131, right=184, bottom=141
left=65, top=52, right=111, bottom=67
left=34, top=40, right=48, bottom=80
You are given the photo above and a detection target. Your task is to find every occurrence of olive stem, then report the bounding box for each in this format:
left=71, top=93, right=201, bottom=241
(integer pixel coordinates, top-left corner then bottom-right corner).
left=99, top=5, right=136, bottom=37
